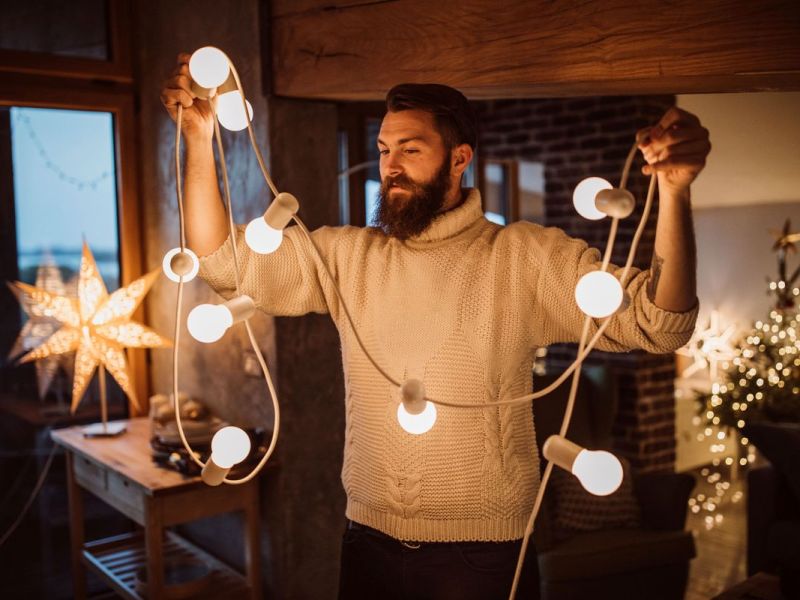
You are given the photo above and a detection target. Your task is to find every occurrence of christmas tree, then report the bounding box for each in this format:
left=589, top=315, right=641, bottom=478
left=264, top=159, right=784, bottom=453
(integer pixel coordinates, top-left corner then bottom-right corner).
left=696, top=219, right=800, bottom=429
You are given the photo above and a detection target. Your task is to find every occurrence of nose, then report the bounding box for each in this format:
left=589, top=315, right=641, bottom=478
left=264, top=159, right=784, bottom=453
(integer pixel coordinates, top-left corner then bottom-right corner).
left=382, top=150, right=403, bottom=178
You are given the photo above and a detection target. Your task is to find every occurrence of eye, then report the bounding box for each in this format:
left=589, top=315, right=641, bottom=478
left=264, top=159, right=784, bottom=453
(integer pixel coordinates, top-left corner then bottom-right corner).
left=379, top=149, right=389, bottom=156
left=404, top=148, right=419, bottom=154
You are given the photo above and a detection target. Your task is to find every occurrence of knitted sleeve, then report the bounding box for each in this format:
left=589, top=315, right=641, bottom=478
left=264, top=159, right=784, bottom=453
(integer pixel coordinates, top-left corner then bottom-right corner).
left=196, top=224, right=341, bottom=316
left=533, top=226, right=698, bottom=354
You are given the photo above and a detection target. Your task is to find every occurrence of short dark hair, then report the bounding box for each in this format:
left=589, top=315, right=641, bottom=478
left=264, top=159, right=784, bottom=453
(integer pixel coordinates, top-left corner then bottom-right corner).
left=385, top=83, right=478, bottom=151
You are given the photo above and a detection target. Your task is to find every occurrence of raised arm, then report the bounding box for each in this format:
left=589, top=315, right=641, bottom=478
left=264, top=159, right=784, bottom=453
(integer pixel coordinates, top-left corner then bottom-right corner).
left=161, top=52, right=228, bottom=257
left=638, top=106, right=710, bottom=313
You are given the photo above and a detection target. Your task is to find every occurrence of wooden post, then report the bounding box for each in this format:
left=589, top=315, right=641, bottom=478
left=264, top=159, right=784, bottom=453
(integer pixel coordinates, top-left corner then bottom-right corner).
left=65, top=452, right=87, bottom=600
left=244, top=481, right=262, bottom=599
left=144, top=497, right=164, bottom=598
left=99, top=363, right=108, bottom=432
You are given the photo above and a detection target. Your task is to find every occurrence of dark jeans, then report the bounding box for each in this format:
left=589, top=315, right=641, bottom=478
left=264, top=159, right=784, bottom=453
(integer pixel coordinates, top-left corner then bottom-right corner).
left=338, top=519, right=541, bottom=600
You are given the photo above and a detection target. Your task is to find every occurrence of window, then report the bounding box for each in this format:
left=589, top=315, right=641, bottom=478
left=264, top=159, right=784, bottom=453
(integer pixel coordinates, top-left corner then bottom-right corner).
left=11, top=107, right=120, bottom=289
left=480, top=159, right=545, bottom=225
left=0, top=0, right=145, bottom=412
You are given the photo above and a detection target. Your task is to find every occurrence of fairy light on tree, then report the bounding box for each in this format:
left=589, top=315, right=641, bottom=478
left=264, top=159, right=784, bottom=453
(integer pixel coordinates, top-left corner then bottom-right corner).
left=696, top=219, right=800, bottom=433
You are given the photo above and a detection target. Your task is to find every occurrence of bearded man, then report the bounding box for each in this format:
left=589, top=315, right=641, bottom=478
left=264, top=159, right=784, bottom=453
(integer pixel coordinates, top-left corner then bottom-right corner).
left=161, top=54, right=708, bottom=599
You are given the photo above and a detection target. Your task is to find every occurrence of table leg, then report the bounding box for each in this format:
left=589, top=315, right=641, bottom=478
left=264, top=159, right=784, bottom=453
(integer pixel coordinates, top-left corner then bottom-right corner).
left=144, top=498, right=164, bottom=598
left=65, top=453, right=87, bottom=600
left=244, top=482, right=262, bottom=599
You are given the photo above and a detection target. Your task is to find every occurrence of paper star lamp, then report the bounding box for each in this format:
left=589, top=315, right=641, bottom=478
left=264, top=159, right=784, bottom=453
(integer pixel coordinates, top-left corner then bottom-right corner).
left=677, top=310, right=737, bottom=381
left=7, top=253, right=77, bottom=399
left=11, top=242, right=170, bottom=413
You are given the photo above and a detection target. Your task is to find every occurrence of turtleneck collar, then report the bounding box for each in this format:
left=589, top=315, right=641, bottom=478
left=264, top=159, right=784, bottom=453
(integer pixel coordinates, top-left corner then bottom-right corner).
left=405, top=188, right=484, bottom=244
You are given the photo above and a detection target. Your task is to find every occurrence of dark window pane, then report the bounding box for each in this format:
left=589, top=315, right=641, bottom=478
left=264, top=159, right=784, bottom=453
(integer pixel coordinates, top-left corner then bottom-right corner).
left=0, top=0, right=109, bottom=61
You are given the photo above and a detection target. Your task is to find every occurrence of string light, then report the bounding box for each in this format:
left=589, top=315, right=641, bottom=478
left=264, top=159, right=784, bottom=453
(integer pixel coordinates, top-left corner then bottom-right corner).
left=12, top=110, right=111, bottom=191
left=166, top=45, right=663, bottom=600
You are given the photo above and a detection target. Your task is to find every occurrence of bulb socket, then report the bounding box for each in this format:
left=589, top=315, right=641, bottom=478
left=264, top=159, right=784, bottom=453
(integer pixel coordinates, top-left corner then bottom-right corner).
left=223, top=295, right=256, bottom=323
left=170, top=251, right=195, bottom=276
left=595, top=188, right=636, bottom=219
left=190, top=80, right=216, bottom=100
left=216, top=72, right=238, bottom=95
left=401, top=379, right=426, bottom=415
left=264, top=193, right=300, bottom=230
left=201, top=457, right=230, bottom=486
left=542, top=435, right=582, bottom=472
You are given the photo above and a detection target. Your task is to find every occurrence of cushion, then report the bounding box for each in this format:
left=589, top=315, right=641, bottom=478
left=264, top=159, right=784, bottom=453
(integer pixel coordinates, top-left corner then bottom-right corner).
left=743, top=422, right=800, bottom=504
left=549, top=455, right=641, bottom=541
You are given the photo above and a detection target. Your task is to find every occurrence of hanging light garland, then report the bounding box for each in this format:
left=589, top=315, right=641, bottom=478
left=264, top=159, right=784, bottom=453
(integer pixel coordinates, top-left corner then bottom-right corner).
left=164, top=46, right=662, bottom=600
left=12, top=110, right=112, bottom=192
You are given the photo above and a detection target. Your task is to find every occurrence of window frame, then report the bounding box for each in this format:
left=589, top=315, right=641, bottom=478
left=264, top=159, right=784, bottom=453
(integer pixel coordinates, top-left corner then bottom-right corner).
left=0, top=1, right=148, bottom=414
left=0, top=0, right=133, bottom=84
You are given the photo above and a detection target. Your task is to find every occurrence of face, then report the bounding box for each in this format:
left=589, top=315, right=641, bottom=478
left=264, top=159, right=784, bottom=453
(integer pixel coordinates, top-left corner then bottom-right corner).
left=375, top=109, right=454, bottom=239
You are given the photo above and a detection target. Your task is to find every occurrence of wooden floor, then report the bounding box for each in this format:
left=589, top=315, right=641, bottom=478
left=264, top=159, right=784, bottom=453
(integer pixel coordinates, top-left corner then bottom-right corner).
left=684, top=463, right=749, bottom=600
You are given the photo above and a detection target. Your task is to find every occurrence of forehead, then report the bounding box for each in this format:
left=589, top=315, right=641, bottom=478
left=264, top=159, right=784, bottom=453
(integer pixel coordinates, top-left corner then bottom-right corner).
left=378, top=109, right=441, bottom=145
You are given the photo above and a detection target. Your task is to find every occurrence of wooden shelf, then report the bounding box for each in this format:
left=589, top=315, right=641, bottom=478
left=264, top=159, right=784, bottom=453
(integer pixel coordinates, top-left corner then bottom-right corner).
left=82, top=531, right=251, bottom=599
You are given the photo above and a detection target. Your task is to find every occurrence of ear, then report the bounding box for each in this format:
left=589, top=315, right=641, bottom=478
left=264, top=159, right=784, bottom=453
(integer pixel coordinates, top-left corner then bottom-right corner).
left=451, top=143, right=474, bottom=177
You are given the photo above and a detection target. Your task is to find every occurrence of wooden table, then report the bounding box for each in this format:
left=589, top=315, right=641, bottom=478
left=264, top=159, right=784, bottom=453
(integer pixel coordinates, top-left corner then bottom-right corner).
left=51, top=418, right=262, bottom=599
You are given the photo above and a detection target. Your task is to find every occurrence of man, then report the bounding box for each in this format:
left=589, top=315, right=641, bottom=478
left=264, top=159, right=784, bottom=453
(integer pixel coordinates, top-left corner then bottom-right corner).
left=162, top=55, right=708, bottom=599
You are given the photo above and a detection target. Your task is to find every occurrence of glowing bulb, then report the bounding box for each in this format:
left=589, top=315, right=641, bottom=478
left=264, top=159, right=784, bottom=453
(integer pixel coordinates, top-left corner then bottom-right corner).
left=245, top=217, right=283, bottom=254
left=189, top=46, right=230, bottom=88
left=210, top=426, right=251, bottom=468
left=162, top=247, right=199, bottom=282
left=397, top=379, right=436, bottom=434
left=397, top=401, right=436, bottom=435
left=216, top=91, right=253, bottom=131
left=187, top=303, right=233, bottom=343
left=575, top=271, right=623, bottom=318
left=572, top=449, right=624, bottom=496
left=573, top=177, right=611, bottom=220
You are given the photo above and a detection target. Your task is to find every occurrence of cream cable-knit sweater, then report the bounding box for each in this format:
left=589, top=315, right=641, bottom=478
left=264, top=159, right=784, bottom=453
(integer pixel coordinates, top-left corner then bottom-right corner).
left=197, top=188, right=698, bottom=542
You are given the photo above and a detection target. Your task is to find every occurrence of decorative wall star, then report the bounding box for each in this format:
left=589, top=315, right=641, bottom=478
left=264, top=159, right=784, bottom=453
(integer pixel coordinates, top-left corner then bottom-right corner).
left=9, top=242, right=170, bottom=413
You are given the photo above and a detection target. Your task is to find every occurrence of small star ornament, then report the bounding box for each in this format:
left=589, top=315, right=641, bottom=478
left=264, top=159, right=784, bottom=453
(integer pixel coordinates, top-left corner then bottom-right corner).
left=9, top=242, right=170, bottom=413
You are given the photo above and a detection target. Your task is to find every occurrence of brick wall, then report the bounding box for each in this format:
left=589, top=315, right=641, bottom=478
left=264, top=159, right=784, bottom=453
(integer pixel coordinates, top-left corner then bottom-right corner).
left=474, top=95, right=680, bottom=472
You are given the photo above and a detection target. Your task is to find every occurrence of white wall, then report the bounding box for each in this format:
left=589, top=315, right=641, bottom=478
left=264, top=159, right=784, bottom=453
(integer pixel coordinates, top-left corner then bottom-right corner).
left=677, top=92, right=800, bottom=209
left=672, top=92, right=800, bottom=471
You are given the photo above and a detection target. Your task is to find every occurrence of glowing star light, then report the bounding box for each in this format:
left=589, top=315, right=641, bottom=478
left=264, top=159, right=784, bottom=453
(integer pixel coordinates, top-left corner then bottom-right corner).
left=10, top=242, right=170, bottom=413
left=7, top=253, right=77, bottom=399
left=676, top=310, right=737, bottom=380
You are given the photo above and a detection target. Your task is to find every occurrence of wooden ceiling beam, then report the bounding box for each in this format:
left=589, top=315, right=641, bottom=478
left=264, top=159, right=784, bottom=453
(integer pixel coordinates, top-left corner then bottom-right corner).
left=270, top=0, right=800, bottom=100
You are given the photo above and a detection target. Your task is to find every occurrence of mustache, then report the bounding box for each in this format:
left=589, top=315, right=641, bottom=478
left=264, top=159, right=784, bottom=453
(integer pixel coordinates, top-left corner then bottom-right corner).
left=383, top=174, right=416, bottom=189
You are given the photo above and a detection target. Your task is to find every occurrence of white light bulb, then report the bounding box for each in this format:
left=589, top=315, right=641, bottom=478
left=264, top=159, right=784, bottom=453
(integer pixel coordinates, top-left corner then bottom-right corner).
left=210, top=426, right=251, bottom=468
left=245, top=217, right=283, bottom=254
left=575, top=271, right=623, bottom=318
left=216, top=91, right=253, bottom=131
left=187, top=303, right=233, bottom=343
left=189, top=46, right=230, bottom=89
left=397, top=401, right=437, bottom=435
left=572, top=449, right=623, bottom=496
left=162, top=247, right=199, bottom=282
left=573, top=177, right=612, bottom=220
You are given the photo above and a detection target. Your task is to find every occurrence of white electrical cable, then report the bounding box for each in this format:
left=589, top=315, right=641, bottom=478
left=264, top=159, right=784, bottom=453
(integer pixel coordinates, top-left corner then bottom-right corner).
left=0, top=440, right=57, bottom=549
left=171, top=104, right=281, bottom=484
left=168, top=54, right=661, bottom=565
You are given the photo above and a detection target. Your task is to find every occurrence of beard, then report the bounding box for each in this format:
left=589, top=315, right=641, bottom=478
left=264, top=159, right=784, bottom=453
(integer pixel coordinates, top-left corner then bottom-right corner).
left=375, top=155, right=452, bottom=240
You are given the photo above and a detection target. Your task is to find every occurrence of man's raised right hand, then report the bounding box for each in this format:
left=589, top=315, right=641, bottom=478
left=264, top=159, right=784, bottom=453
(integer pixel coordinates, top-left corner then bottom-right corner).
left=160, top=52, right=217, bottom=144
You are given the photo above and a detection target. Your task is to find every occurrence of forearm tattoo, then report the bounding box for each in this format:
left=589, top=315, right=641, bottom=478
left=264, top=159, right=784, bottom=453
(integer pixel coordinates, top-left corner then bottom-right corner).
left=647, top=252, right=664, bottom=302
